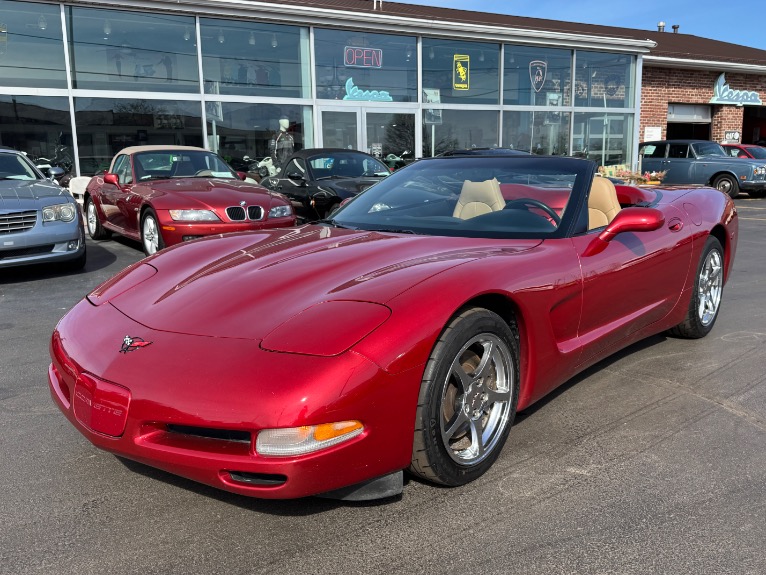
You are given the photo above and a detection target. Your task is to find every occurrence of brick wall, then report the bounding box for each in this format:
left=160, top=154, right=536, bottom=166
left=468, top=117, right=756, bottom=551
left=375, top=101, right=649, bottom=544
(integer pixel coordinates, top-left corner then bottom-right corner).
left=640, top=66, right=766, bottom=141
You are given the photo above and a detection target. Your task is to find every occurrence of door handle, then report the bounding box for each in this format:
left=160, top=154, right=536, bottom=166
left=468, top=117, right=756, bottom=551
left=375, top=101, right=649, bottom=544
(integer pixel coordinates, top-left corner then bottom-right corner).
left=668, top=217, right=683, bottom=232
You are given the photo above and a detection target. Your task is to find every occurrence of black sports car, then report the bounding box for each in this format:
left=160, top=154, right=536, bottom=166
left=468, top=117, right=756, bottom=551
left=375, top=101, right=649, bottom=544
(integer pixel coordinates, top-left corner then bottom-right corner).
left=260, top=149, right=390, bottom=220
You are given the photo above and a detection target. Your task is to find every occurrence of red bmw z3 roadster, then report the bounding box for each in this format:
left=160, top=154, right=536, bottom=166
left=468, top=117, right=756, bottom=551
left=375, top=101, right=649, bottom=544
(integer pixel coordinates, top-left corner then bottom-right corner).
left=84, top=146, right=295, bottom=255
left=50, top=155, right=738, bottom=500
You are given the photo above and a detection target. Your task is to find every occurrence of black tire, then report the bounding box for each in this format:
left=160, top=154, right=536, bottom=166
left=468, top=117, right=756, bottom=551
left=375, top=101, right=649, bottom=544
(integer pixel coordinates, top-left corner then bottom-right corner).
left=712, top=174, right=740, bottom=198
left=410, top=308, right=520, bottom=486
left=140, top=208, right=165, bottom=256
left=668, top=236, right=724, bottom=339
left=84, top=196, right=111, bottom=240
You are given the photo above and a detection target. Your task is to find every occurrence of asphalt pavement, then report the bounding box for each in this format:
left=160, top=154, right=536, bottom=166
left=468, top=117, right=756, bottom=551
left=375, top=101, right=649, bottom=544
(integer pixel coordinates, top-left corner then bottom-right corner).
left=1, top=198, right=765, bottom=575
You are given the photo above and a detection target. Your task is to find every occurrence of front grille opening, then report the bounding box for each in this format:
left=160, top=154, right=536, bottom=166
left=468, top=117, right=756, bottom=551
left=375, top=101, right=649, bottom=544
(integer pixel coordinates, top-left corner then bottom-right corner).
left=1, top=244, right=54, bottom=260
left=166, top=424, right=251, bottom=444
left=247, top=206, right=264, bottom=220
left=226, top=206, right=246, bottom=221
left=228, top=471, right=287, bottom=486
left=0, top=210, right=37, bottom=234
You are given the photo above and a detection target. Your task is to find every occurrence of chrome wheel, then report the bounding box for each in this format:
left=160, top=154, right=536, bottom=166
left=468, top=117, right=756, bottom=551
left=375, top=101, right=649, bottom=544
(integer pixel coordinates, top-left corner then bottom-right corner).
left=86, top=201, right=97, bottom=236
left=440, top=333, right=514, bottom=466
left=142, top=214, right=160, bottom=255
left=698, top=247, right=723, bottom=326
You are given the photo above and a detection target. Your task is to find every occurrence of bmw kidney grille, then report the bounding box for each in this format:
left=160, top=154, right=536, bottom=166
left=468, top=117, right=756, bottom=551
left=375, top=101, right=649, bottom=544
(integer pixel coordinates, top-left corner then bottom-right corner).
left=226, top=205, right=264, bottom=221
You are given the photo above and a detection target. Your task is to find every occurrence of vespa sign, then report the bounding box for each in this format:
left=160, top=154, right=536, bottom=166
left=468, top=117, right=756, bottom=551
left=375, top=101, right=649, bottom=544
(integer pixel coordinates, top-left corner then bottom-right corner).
left=710, top=73, right=763, bottom=106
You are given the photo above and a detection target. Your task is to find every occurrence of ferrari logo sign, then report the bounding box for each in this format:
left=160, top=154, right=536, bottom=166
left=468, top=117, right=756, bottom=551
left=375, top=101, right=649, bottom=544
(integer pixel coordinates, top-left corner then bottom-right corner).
left=529, top=60, right=547, bottom=93
left=453, top=55, right=470, bottom=91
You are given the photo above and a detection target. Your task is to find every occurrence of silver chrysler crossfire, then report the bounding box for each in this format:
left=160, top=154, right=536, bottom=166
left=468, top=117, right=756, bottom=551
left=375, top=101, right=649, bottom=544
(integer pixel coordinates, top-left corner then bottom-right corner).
left=0, top=148, right=85, bottom=270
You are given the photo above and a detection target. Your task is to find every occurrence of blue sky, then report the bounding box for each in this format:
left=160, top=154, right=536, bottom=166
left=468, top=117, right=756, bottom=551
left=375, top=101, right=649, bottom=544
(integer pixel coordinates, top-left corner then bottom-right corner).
left=402, top=1, right=764, bottom=51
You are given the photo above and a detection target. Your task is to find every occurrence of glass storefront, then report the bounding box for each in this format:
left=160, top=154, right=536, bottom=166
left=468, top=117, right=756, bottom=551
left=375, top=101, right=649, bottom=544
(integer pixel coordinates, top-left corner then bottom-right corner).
left=314, top=28, right=417, bottom=102
left=74, top=98, right=203, bottom=175
left=200, top=19, right=310, bottom=98
left=0, top=95, right=72, bottom=164
left=0, top=1, right=641, bottom=173
left=422, top=39, right=500, bottom=105
left=0, top=0, right=67, bottom=88
left=423, top=110, right=499, bottom=157
left=66, top=7, right=199, bottom=92
left=205, top=102, right=312, bottom=171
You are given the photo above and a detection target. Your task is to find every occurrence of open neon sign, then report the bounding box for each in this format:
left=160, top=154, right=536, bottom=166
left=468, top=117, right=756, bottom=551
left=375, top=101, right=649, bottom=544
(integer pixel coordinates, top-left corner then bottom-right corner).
left=344, top=46, right=383, bottom=68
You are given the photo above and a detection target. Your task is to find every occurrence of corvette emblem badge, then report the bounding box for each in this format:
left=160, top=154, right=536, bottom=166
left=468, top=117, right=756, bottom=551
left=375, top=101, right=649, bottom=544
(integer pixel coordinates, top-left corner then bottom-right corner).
left=120, top=335, right=153, bottom=354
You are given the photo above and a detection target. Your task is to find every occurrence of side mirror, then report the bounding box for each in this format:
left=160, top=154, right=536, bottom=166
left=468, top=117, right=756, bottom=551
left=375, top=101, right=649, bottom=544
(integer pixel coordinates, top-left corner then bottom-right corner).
left=103, top=172, right=119, bottom=186
left=48, top=166, right=65, bottom=180
left=236, top=171, right=247, bottom=181
left=287, top=172, right=305, bottom=184
left=583, top=207, right=665, bottom=257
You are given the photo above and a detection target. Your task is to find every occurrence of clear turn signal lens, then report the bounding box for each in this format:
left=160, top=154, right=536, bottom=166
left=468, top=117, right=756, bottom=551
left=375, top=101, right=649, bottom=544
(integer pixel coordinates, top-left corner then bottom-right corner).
left=256, top=421, right=363, bottom=457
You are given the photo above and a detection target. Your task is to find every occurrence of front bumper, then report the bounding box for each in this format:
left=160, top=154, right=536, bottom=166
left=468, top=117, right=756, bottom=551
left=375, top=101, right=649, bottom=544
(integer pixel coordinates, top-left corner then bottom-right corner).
left=156, top=211, right=295, bottom=247
left=739, top=180, right=766, bottom=191
left=0, top=212, right=84, bottom=269
left=49, top=299, right=419, bottom=499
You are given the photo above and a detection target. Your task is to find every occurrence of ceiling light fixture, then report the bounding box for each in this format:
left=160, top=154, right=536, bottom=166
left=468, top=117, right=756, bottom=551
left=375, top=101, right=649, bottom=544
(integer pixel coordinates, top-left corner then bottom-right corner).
left=183, top=27, right=191, bottom=41
left=103, top=19, right=112, bottom=36
left=38, top=14, right=47, bottom=31
left=249, top=31, right=256, bottom=45
left=271, top=33, right=278, bottom=48
left=218, top=28, right=225, bottom=44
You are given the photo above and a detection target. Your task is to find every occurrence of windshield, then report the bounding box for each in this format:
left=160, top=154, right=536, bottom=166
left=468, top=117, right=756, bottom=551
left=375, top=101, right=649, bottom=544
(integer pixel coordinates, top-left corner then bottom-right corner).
left=133, top=150, right=238, bottom=180
left=328, top=156, right=592, bottom=239
left=307, top=152, right=390, bottom=179
left=744, top=146, right=766, bottom=159
left=692, top=142, right=726, bottom=158
left=0, top=153, right=40, bottom=181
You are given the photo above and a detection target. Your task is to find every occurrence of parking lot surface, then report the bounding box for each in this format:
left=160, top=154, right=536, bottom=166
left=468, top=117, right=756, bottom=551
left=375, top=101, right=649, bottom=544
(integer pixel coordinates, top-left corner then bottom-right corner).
left=1, top=198, right=765, bottom=575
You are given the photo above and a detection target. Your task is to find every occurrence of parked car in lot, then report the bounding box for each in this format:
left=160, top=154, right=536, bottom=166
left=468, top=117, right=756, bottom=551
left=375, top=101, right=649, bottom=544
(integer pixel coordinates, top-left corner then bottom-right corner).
left=639, top=139, right=766, bottom=198
left=50, top=155, right=738, bottom=500
left=260, top=148, right=390, bottom=220
left=84, top=146, right=296, bottom=256
left=0, top=147, right=85, bottom=270
left=721, top=143, right=766, bottom=160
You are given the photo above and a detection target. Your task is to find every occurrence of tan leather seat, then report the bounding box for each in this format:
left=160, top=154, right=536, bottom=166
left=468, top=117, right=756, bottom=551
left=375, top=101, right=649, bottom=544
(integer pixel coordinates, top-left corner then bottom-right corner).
left=453, top=178, right=505, bottom=219
left=588, top=176, right=621, bottom=229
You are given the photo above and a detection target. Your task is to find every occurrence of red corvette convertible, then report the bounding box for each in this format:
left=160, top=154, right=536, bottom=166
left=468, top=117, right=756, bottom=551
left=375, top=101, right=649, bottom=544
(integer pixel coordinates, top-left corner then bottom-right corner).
left=84, top=146, right=295, bottom=255
left=50, top=156, right=738, bottom=500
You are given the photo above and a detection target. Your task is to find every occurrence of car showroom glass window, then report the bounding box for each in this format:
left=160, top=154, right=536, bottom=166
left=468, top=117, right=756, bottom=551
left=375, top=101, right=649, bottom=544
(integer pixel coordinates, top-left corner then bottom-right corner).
left=0, top=1, right=67, bottom=88
left=333, top=157, right=588, bottom=239
left=422, top=39, right=500, bottom=105
left=314, top=29, right=417, bottom=102
left=66, top=7, right=199, bottom=92
left=572, top=112, right=634, bottom=167
left=74, top=98, right=203, bottom=175
left=504, top=111, right=572, bottom=155
left=573, top=51, right=635, bottom=108
left=0, top=95, right=73, bottom=162
left=504, top=46, right=572, bottom=106
left=200, top=19, right=309, bottom=98
left=423, top=110, right=500, bottom=157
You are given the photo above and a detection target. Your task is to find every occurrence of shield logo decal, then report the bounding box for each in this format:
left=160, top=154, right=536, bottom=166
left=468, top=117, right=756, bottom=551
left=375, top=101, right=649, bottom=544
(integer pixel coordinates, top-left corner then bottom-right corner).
left=529, top=60, right=547, bottom=93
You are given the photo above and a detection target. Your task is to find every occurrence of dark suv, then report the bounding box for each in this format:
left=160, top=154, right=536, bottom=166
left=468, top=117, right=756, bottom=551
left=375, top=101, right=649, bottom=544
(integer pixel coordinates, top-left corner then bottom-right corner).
left=639, top=139, right=766, bottom=198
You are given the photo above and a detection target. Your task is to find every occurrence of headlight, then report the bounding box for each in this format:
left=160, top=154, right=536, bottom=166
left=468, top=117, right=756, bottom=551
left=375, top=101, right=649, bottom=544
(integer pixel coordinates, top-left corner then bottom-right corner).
left=168, top=209, right=220, bottom=221
left=42, top=203, right=76, bottom=222
left=756, top=166, right=766, bottom=176
left=256, top=421, right=364, bottom=457
left=268, top=205, right=293, bottom=218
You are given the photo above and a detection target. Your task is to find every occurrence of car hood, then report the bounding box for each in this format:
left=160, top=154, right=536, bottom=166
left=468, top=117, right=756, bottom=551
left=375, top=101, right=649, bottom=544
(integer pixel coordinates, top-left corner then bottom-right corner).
left=0, top=179, right=69, bottom=209
left=139, top=178, right=283, bottom=208
left=105, top=225, right=540, bottom=340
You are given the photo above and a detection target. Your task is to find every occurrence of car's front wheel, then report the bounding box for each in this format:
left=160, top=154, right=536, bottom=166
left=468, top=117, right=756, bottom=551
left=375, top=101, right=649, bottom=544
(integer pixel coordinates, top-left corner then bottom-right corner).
left=410, top=308, right=519, bottom=486
left=713, top=174, right=740, bottom=198
left=85, top=196, right=111, bottom=240
left=140, top=208, right=165, bottom=256
left=668, top=236, right=724, bottom=338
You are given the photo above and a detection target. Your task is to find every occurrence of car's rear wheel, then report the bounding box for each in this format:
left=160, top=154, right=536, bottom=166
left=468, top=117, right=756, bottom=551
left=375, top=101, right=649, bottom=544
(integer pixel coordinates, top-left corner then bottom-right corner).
left=85, top=196, right=111, bottom=240
left=668, top=236, right=724, bottom=339
left=141, top=209, right=165, bottom=256
left=410, top=308, right=519, bottom=486
left=713, top=174, right=740, bottom=198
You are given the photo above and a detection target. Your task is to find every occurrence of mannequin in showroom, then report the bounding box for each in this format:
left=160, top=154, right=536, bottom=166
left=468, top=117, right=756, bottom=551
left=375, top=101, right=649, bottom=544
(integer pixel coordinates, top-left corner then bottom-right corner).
left=269, top=117, right=295, bottom=168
